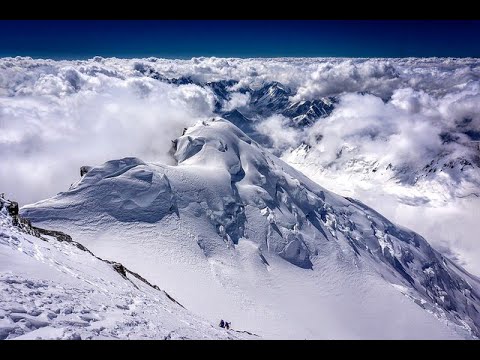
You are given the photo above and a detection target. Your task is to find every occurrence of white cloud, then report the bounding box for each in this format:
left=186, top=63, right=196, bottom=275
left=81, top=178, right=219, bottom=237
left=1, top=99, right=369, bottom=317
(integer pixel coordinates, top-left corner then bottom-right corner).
left=292, top=60, right=401, bottom=101
left=255, top=114, right=303, bottom=151
left=1, top=56, right=480, bottom=275
left=223, top=92, right=250, bottom=111
left=2, top=56, right=479, bottom=207
left=0, top=61, right=215, bottom=205
left=302, top=86, right=478, bottom=173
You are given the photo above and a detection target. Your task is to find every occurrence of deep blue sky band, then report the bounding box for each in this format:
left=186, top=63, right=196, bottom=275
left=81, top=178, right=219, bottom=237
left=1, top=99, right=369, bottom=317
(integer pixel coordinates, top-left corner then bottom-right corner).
left=0, top=20, right=479, bottom=59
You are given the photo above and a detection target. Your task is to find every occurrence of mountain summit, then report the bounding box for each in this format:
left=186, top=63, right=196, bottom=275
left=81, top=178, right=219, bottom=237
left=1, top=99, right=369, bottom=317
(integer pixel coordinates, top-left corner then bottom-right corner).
left=19, top=119, right=480, bottom=339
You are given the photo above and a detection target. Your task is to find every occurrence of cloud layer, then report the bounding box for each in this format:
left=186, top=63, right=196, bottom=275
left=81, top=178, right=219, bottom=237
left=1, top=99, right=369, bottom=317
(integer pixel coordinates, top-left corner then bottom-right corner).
left=1, top=56, right=480, bottom=274
left=0, top=58, right=216, bottom=204
left=1, top=56, right=479, bottom=202
left=2, top=56, right=479, bottom=195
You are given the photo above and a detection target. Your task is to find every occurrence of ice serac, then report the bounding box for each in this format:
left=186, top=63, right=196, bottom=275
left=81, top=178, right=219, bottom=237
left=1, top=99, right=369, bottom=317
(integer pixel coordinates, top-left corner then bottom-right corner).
left=22, top=119, right=480, bottom=339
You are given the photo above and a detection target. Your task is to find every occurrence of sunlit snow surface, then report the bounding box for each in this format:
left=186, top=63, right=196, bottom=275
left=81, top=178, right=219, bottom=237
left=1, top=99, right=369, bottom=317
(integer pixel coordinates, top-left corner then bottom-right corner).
left=21, top=120, right=480, bottom=339
left=0, top=207, right=253, bottom=340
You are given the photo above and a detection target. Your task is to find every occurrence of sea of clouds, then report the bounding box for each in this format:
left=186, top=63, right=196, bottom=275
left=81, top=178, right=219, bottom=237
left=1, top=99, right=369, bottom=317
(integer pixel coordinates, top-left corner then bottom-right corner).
left=1, top=56, right=479, bottom=273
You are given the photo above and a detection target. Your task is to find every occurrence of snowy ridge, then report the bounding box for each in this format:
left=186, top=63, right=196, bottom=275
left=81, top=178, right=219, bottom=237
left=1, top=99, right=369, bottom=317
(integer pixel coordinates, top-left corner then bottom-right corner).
left=0, top=206, right=253, bottom=340
left=21, top=119, right=480, bottom=339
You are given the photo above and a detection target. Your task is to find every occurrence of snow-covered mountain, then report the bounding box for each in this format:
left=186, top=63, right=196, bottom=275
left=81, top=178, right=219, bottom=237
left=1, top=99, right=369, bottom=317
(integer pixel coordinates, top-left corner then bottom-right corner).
left=185, top=75, right=480, bottom=275
left=284, top=138, right=480, bottom=204
left=282, top=99, right=335, bottom=127
left=132, top=70, right=479, bottom=215
left=20, top=119, right=480, bottom=339
left=281, top=113, right=480, bottom=273
left=0, top=200, right=253, bottom=340
left=0, top=198, right=257, bottom=340
left=2, top=56, right=480, bottom=339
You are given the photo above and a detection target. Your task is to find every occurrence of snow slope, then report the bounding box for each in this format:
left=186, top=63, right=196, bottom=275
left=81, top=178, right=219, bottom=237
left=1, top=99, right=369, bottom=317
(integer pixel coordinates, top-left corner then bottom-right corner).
left=283, top=141, right=480, bottom=274
left=21, top=119, right=480, bottom=339
left=0, top=206, right=252, bottom=340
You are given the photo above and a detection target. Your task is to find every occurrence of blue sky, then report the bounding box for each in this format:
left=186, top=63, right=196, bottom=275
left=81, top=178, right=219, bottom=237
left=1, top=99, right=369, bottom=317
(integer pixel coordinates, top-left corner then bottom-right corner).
left=0, top=20, right=479, bottom=58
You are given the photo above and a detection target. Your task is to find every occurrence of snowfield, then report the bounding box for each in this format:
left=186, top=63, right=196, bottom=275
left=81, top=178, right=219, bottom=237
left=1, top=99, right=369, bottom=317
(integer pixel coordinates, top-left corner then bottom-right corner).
left=19, top=119, right=480, bottom=339
left=0, top=206, right=253, bottom=340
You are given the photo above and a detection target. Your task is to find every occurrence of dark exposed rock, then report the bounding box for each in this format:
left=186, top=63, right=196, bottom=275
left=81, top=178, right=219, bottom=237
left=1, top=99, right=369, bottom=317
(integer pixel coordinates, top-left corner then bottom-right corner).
left=6, top=201, right=18, bottom=217
left=282, top=99, right=335, bottom=127
left=249, top=82, right=292, bottom=116
left=5, top=205, right=186, bottom=310
left=34, top=227, right=72, bottom=243
left=80, top=166, right=92, bottom=177
left=111, top=262, right=127, bottom=278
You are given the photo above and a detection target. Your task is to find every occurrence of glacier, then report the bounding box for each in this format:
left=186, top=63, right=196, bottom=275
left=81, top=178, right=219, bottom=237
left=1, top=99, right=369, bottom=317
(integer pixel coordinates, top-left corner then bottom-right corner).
left=18, top=119, right=480, bottom=339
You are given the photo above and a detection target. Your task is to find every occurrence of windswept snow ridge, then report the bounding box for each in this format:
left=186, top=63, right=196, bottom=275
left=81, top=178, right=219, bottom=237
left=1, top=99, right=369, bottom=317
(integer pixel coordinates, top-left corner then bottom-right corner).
left=0, top=204, right=252, bottom=340
left=21, top=119, right=480, bottom=339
